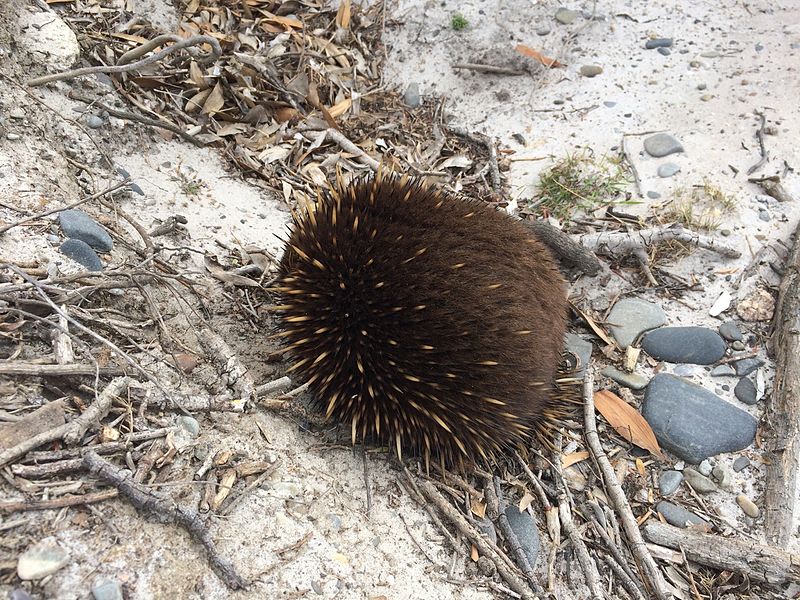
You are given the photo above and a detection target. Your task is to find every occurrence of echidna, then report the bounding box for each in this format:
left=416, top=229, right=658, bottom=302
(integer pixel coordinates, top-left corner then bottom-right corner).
left=272, top=171, right=572, bottom=464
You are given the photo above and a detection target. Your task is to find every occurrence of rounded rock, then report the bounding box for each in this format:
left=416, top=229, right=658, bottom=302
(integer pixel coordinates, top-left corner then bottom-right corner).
left=607, top=298, right=667, bottom=349
left=643, top=133, right=684, bottom=158
left=641, top=327, right=726, bottom=364
left=60, top=239, right=103, bottom=271
left=658, top=470, right=683, bottom=496
left=736, top=494, right=759, bottom=518
left=734, top=377, right=757, bottom=405
left=17, top=542, right=70, bottom=580
left=657, top=162, right=680, bottom=177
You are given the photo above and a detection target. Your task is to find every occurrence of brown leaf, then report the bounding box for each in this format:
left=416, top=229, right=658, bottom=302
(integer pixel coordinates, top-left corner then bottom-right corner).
left=516, top=44, right=565, bottom=68
left=562, top=450, right=590, bottom=469
left=336, top=0, right=351, bottom=29
left=594, top=389, right=664, bottom=458
left=470, top=498, right=486, bottom=518
left=204, top=255, right=260, bottom=287
left=201, top=81, right=225, bottom=115
left=570, top=301, right=613, bottom=346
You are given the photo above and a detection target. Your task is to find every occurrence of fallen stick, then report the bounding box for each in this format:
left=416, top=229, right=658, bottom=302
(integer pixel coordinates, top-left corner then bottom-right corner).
left=643, top=521, right=800, bottom=584
left=0, top=489, right=119, bottom=514
left=0, top=362, right=126, bottom=377
left=764, top=217, right=800, bottom=545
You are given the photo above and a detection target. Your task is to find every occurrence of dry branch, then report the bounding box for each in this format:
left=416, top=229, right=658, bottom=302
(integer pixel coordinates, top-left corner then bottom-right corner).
left=643, top=521, right=800, bottom=584
left=0, top=362, right=126, bottom=377
left=764, top=217, right=800, bottom=545
left=579, top=226, right=742, bottom=261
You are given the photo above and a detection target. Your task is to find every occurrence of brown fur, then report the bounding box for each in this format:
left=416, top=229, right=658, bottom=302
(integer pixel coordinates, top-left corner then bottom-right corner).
left=274, top=172, right=568, bottom=463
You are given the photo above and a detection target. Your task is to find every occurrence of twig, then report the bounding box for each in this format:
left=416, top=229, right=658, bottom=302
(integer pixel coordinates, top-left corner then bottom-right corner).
left=0, top=180, right=130, bottom=236
left=255, top=376, right=292, bottom=397
left=196, top=328, right=257, bottom=410
left=449, top=126, right=502, bottom=191
left=0, top=378, right=132, bottom=468
left=0, top=362, right=125, bottom=377
left=749, top=175, right=795, bottom=203
left=583, top=374, right=671, bottom=600
left=452, top=63, right=525, bottom=76
left=579, top=225, right=742, bottom=261
left=558, top=501, right=604, bottom=599
left=27, top=35, right=222, bottom=87
left=621, top=136, right=643, bottom=196
left=0, top=489, right=119, bottom=514
left=323, top=128, right=380, bottom=170
left=83, top=452, right=248, bottom=590
left=746, top=109, right=768, bottom=176
left=98, top=197, right=155, bottom=259
left=362, top=448, right=373, bottom=518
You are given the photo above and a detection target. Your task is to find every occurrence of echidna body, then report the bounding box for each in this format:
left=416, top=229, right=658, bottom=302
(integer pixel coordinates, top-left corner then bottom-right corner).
left=274, top=173, right=569, bottom=464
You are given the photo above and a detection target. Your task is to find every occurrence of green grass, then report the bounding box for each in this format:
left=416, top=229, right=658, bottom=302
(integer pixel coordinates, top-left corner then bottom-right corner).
left=665, top=179, right=735, bottom=231
left=451, top=13, right=468, bottom=30
left=528, top=152, right=631, bottom=220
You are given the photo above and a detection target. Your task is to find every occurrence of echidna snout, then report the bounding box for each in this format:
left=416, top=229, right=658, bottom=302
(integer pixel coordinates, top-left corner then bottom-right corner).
left=273, top=173, right=569, bottom=463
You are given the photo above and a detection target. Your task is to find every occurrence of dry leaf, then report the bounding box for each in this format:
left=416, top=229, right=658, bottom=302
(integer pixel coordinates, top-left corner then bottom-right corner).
left=594, top=389, right=664, bottom=458
left=328, top=97, right=352, bottom=118
left=570, top=302, right=613, bottom=346
left=470, top=544, right=479, bottom=562
left=201, top=82, right=225, bottom=115
left=470, top=499, right=486, bottom=518
left=204, top=255, right=260, bottom=287
left=562, top=450, right=590, bottom=469
left=336, top=0, right=351, bottom=29
left=518, top=492, right=534, bottom=513
left=185, top=88, right=212, bottom=113
left=263, top=12, right=304, bottom=30
left=516, top=44, right=565, bottom=68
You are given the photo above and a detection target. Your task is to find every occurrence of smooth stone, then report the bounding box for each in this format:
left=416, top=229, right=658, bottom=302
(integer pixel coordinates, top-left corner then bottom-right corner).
left=607, top=298, right=667, bottom=349
left=734, top=358, right=763, bottom=376
left=504, top=507, right=539, bottom=567
left=645, top=38, right=674, bottom=49
left=658, top=470, right=683, bottom=495
left=19, top=11, right=80, bottom=69
left=697, top=82, right=707, bottom=90
left=718, top=321, right=743, bottom=342
left=176, top=415, right=200, bottom=437
left=656, top=501, right=708, bottom=528
left=731, top=341, right=746, bottom=351
left=536, top=26, right=551, bottom=35
left=555, top=8, right=579, bottom=24
left=712, top=464, right=733, bottom=489
left=646, top=190, right=661, bottom=199
left=643, top=133, right=684, bottom=157
left=697, top=459, right=713, bottom=476
left=86, top=115, right=104, bottom=129
left=9, top=590, right=33, bottom=600
left=736, top=494, right=760, bottom=518
left=710, top=364, right=736, bottom=377
left=672, top=364, right=701, bottom=378
left=657, top=47, right=671, bottom=56
left=580, top=64, right=603, bottom=77
left=564, top=333, right=592, bottom=377
left=92, top=580, right=124, bottom=600
left=603, top=101, right=616, bottom=107
left=600, top=366, right=648, bottom=390
left=641, top=327, right=725, bottom=364
left=643, top=374, right=758, bottom=463
left=732, top=456, right=750, bottom=472
left=734, top=377, right=757, bottom=405
left=657, top=162, right=680, bottom=177
left=758, top=209, right=771, bottom=222
left=709, top=291, right=732, bottom=317
left=60, top=239, right=103, bottom=271
left=58, top=209, right=113, bottom=251
left=683, top=468, right=716, bottom=493
left=403, top=82, right=420, bottom=108
left=17, top=543, right=70, bottom=580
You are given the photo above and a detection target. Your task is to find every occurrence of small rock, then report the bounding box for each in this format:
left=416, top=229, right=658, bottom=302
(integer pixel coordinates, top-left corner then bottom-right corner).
left=580, top=64, right=603, bottom=77
left=732, top=340, right=745, bottom=350
left=607, top=298, right=667, bottom=349
left=711, top=464, right=733, bottom=489
left=643, top=133, right=684, bottom=157
left=645, top=38, right=674, bottom=49
left=736, top=494, right=759, bottom=518
left=603, top=100, right=617, bottom=107
left=6, top=132, right=21, bottom=141
left=19, top=12, right=80, bottom=69
left=709, top=291, right=732, bottom=317
left=672, top=364, right=701, bottom=377
left=736, top=288, right=775, bottom=322
left=683, top=468, right=716, bottom=493
left=92, top=580, right=124, bottom=600
left=9, top=108, right=25, bottom=120
left=718, top=321, right=743, bottom=342
left=710, top=364, right=736, bottom=377
left=732, top=456, right=750, bottom=472
left=60, top=239, right=103, bottom=271
left=58, top=209, right=113, bottom=251
left=504, top=507, right=540, bottom=567
left=17, top=542, right=70, bottom=580
left=600, top=366, right=648, bottom=390
left=86, top=115, right=104, bottom=129
left=643, top=374, right=758, bottom=464
left=657, top=47, right=671, bottom=56
left=555, top=8, right=579, bottom=24
left=536, top=26, right=551, bottom=36
left=758, top=209, right=771, bottom=222
left=734, top=358, right=764, bottom=377
left=641, top=327, right=726, bottom=365
left=646, top=190, right=661, bottom=199
left=657, top=162, right=680, bottom=177
left=9, top=590, right=33, bottom=600
left=697, top=460, right=713, bottom=476
left=403, top=82, right=421, bottom=108
left=656, top=500, right=709, bottom=528
left=658, top=470, right=683, bottom=496
left=697, top=82, right=707, bottom=90
left=176, top=416, right=200, bottom=437
left=734, top=377, right=757, bottom=405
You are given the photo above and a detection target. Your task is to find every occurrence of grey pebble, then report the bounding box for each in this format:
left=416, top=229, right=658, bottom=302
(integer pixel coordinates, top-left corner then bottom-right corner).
left=403, top=82, right=421, bottom=108
left=645, top=38, right=674, bottom=49
left=734, top=377, right=757, bottom=405
left=564, top=333, right=592, bottom=377
left=17, top=543, right=70, bottom=580
left=734, top=358, right=763, bottom=376
left=58, top=209, right=113, bottom=251
left=128, top=182, right=145, bottom=196
left=658, top=470, right=683, bottom=496
left=607, top=298, right=666, bottom=349
left=758, top=209, right=771, bottom=222
left=504, top=507, right=539, bottom=567
left=86, top=115, right=104, bottom=129
left=657, top=47, right=671, bottom=56
left=683, top=468, right=716, bottom=493
left=657, top=162, right=680, bottom=177
left=9, top=590, right=33, bottom=600
left=603, top=101, right=616, bottom=107
left=718, top=321, right=743, bottom=342
left=656, top=500, right=709, bottom=528
left=672, top=364, right=701, bottom=378
left=92, top=580, right=124, bottom=600
left=6, top=132, right=21, bottom=141
left=555, top=8, right=579, bottom=24
left=643, top=374, right=758, bottom=463
left=600, top=366, right=649, bottom=390
left=697, top=459, right=713, bottom=476
left=641, top=326, right=726, bottom=364
left=60, top=239, right=103, bottom=271
left=731, top=339, right=745, bottom=349
left=646, top=190, right=661, bottom=199
left=9, top=107, right=25, bottom=119
left=536, top=26, right=551, bottom=36
left=732, top=455, right=750, bottom=472
left=176, top=415, right=200, bottom=437
left=580, top=64, right=603, bottom=77
left=643, top=133, right=684, bottom=157
left=712, top=464, right=733, bottom=489
left=697, top=83, right=707, bottom=90
left=710, top=364, right=736, bottom=377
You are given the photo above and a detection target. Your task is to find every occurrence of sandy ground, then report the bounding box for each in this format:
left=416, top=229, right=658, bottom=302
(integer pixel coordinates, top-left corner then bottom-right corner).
left=1, top=0, right=799, bottom=598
